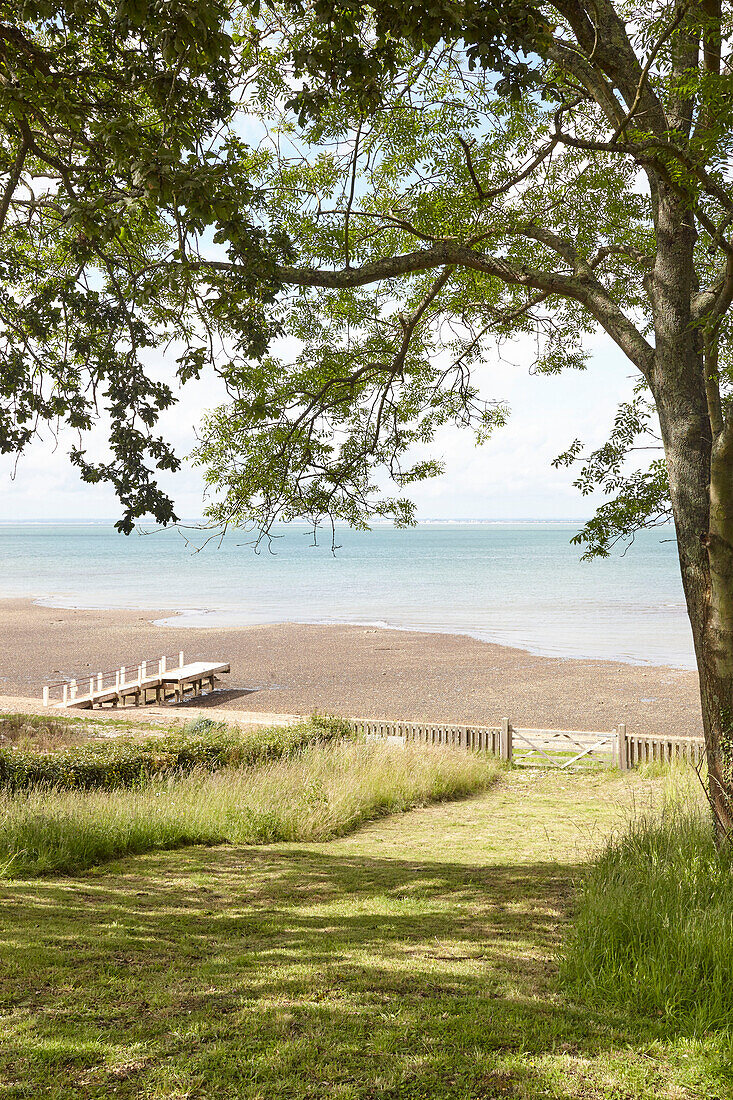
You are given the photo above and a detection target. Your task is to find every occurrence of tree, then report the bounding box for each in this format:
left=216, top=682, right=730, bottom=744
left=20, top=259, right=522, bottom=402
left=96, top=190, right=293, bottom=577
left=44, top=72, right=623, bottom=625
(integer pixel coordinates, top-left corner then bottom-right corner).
left=0, top=0, right=289, bottom=530
left=187, top=1, right=733, bottom=833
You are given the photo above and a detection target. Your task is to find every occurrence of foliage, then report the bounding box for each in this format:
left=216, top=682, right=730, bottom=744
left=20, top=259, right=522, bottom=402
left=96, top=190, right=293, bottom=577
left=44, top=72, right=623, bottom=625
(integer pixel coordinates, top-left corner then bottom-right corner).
left=190, top=0, right=733, bottom=547
left=0, top=715, right=351, bottom=792
left=7, top=1, right=733, bottom=556
left=553, top=396, right=672, bottom=558
left=561, top=782, right=733, bottom=1033
left=0, top=740, right=501, bottom=876
left=0, top=0, right=290, bottom=530
left=5, top=0, right=733, bottom=570
left=279, top=0, right=549, bottom=121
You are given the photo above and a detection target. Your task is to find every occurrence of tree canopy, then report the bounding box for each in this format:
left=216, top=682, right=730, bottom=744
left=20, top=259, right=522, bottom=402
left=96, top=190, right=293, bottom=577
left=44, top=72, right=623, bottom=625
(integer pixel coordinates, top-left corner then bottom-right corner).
left=190, top=0, right=733, bottom=554
left=0, top=0, right=290, bottom=530
left=8, top=1, right=733, bottom=552
left=2, top=0, right=545, bottom=532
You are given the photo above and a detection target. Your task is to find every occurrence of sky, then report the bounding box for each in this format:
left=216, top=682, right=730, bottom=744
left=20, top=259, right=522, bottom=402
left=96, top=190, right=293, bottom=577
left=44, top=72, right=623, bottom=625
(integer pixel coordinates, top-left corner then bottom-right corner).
left=0, top=326, right=643, bottom=524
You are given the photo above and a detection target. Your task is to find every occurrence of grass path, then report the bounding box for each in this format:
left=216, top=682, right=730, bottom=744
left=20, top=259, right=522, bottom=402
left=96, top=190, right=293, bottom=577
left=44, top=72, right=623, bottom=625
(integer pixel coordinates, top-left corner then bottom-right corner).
left=1, top=768, right=730, bottom=1099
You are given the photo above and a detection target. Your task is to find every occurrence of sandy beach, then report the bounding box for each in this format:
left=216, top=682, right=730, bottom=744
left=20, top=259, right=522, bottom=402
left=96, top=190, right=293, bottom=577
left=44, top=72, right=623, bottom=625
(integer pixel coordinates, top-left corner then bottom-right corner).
left=0, top=597, right=701, bottom=735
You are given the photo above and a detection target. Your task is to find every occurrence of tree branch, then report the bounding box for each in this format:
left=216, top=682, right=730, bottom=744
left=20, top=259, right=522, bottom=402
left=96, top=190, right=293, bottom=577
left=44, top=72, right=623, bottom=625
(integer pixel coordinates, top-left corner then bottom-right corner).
left=704, top=336, right=724, bottom=437
left=456, top=135, right=486, bottom=200
left=546, top=39, right=625, bottom=127
left=0, top=137, right=27, bottom=233
left=264, top=241, right=654, bottom=372
left=343, top=119, right=362, bottom=267
left=552, top=0, right=667, bottom=131
left=611, top=1, right=692, bottom=144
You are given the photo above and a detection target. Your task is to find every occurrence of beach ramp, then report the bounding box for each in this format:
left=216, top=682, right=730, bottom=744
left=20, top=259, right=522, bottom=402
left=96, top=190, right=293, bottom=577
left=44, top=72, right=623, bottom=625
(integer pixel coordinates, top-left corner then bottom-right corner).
left=43, top=653, right=230, bottom=710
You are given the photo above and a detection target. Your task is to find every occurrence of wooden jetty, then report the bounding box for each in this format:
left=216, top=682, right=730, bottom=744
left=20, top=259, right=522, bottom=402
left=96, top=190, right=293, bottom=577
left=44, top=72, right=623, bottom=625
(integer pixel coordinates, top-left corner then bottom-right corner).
left=43, top=653, right=230, bottom=710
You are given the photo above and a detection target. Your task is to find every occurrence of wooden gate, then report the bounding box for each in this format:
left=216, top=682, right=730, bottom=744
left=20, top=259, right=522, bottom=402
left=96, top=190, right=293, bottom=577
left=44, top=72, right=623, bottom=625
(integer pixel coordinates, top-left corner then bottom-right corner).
left=508, top=725, right=615, bottom=769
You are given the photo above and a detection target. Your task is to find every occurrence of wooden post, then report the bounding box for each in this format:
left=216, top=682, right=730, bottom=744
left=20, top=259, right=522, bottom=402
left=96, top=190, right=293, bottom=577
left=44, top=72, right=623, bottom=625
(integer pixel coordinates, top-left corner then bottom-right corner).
left=63, top=684, right=68, bottom=705
left=115, top=670, right=120, bottom=690
left=97, top=673, right=103, bottom=692
left=89, top=677, right=94, bottom=696
left=43, top=686, right=49, bottom=707
left=161, top=655, right=167, bottom=674
left=70, top=679, right=77, bottom=699
left=617, top=723, right=628, bottom=770
left=179, top=650, right=184, bottom=668
left=120, top=666, right=126, bottom=685
left=138, top=663, right=143, bottom=685
left=500, top=718, right=512, bottom=763
left=141, top=660, right=146, bottom=680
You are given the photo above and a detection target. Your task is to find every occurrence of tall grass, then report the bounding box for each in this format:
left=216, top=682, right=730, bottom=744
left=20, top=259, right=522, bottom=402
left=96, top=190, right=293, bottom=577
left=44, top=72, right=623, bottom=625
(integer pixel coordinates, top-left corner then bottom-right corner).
left=0, top=742, right=501, bottom=878
left=561, top=767, right=733, bottom=1034
left=0, top=712, right=85, bottom=751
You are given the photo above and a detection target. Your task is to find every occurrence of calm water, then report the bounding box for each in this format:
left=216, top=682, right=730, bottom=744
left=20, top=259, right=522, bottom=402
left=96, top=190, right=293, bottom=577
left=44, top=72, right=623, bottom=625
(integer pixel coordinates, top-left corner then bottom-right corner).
left=0, top=521, right=694, bottom=668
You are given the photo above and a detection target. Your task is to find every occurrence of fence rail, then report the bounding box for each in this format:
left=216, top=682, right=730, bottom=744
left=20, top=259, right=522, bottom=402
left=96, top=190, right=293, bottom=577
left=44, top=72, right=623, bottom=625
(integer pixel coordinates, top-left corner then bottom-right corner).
left=348, top=717, right=706, bottom=770
left=619, top=724, right=705, bottom=768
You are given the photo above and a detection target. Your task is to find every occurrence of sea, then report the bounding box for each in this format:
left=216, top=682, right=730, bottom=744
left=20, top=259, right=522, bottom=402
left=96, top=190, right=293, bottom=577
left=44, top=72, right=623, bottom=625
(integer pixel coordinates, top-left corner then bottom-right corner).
left=0, top=520, right=694, bottom=669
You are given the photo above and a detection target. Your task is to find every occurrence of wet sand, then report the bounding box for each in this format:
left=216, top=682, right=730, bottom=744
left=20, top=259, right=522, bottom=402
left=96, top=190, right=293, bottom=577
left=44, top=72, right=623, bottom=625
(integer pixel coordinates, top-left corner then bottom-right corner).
left=0, top=598, right=701, bottom=736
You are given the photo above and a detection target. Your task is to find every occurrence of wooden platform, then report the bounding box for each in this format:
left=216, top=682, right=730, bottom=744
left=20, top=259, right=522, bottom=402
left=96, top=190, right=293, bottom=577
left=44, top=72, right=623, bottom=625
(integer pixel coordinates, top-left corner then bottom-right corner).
left=50, top=659, right=230, bottom=710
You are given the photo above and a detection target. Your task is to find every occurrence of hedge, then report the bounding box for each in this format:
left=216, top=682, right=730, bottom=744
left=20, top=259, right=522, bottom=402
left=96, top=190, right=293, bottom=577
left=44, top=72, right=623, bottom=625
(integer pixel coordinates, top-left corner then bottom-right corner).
left=0, top=715, right=353, bottom=792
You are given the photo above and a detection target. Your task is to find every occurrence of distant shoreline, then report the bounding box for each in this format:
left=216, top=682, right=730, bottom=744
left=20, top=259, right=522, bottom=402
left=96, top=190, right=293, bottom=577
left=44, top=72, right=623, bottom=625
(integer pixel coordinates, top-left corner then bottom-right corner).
left=20, top=594, right=695, bottom=672
left=0, top=598, right=701, bottom=737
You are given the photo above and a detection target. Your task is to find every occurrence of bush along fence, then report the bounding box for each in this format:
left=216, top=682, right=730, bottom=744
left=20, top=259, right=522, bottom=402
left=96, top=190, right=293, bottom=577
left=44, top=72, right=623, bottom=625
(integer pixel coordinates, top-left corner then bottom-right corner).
left=0, top=716, right=353, bottom=793
left=347, top=718, right=706, bottom=770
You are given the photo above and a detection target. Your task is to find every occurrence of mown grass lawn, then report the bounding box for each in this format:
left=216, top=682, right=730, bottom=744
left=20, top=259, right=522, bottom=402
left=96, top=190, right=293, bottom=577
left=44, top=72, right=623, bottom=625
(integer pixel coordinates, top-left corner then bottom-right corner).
left=1, top=767, right=731, bottom=1099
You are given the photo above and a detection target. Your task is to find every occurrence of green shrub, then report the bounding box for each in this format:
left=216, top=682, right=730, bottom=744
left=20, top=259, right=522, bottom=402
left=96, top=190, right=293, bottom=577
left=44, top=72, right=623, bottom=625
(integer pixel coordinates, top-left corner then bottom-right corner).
left=0, top=715, right=353, bottom=792
left=182, top=715, right=228, bottom=737
left=561, top=795, right=733, bottom=1034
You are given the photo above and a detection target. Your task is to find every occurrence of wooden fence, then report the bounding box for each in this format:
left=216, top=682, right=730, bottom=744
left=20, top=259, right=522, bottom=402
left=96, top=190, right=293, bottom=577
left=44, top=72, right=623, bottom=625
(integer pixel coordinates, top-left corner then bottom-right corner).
left=618, top=723, right=705, bottom=768
left=348, top=717, right=706, bottom=770
left=349, top=718, right=502, bottom=754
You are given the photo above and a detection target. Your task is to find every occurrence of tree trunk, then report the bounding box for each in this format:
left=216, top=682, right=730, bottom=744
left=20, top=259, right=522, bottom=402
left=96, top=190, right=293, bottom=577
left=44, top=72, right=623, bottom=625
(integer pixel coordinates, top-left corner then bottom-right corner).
left=656, top=358, right=733, bottom=841
left=655, top=378, right=733, bottom=838
left=700, top=429, right=733, bottom=836
left=650, top=181, right=733, bottom=837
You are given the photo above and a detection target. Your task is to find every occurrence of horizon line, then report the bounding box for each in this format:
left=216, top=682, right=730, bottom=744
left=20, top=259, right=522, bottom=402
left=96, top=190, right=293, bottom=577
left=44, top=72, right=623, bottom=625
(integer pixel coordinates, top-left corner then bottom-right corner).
left=1, top=515, right=617, bottom=526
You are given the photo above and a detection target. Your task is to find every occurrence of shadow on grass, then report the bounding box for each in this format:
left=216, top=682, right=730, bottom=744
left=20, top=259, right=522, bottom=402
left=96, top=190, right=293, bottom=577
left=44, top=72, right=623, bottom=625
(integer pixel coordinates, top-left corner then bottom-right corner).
left=1, top=843, right=708, bottom=1098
